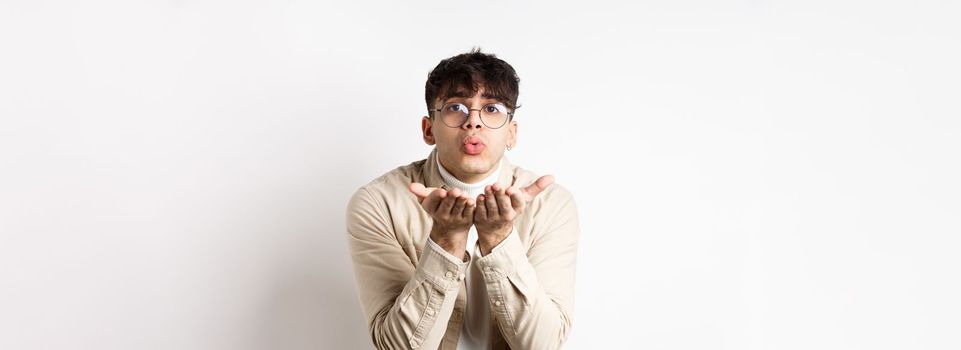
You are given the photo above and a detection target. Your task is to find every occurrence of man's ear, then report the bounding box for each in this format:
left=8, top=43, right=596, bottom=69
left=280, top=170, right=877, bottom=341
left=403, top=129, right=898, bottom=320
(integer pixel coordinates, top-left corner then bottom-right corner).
left=508, top=120, right=518, bottom=148
left=421, top=116, right=435, bottom=145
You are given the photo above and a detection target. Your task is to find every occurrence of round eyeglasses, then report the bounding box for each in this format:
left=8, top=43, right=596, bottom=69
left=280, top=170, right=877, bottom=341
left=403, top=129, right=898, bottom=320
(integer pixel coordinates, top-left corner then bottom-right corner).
left=430, top=102, right=514, bottom=129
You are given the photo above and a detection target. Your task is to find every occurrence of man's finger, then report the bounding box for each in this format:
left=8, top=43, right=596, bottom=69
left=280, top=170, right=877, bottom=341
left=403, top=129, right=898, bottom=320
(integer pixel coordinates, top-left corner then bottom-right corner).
left=437, top=194, right=457, bottom=216
left=475, top=195, right=488, bottom=221
left=422, top=188, right=446, bottom=213
left=508, top=187, right=524, bottom=211
left=451, top=195, right=467, bottom=216
left=463, top=202, right=476, bottom=220
left=484, top=185, right=499, bottom=218
left=522, top=175, right=555, bottom=199
left=451, top=194, right=471, bottom=219
left=494, top=186, right=513, bottom=217
left=409, top=182, right=437, bottom=200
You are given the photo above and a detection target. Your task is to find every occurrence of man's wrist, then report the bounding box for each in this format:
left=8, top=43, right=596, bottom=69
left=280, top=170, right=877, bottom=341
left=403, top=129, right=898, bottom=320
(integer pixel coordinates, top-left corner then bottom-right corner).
left=476, top=225, right=512, bottom=256
left=429, top=226, right=469, bottom=260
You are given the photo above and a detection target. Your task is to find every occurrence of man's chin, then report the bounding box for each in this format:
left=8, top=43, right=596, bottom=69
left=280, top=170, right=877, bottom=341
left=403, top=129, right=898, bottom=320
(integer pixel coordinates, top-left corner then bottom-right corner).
left=440, top=150, right=496, bottom=172
left=466, top=153, right=495, bottom=163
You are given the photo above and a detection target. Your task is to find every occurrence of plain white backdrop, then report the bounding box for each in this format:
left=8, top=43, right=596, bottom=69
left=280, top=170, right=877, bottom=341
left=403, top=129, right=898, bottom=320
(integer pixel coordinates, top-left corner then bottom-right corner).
left=1, top=1, right=959, bottom=349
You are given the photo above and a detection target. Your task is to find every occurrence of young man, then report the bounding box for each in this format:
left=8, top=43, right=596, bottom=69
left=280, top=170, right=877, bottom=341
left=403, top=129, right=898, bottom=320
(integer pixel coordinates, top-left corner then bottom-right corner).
left=346, top=49, right=580, bottom=350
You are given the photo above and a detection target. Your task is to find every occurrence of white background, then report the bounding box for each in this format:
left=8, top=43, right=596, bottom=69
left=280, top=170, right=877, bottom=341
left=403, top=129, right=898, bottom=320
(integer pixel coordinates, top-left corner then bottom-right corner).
left=1, top=1, right=959, bottom=349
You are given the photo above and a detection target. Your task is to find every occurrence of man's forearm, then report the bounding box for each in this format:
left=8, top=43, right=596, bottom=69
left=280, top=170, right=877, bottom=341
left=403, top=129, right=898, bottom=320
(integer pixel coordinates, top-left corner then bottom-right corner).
left=475, top=230, right=576, bottom=349
left=348, top=188, right=469, bottom=350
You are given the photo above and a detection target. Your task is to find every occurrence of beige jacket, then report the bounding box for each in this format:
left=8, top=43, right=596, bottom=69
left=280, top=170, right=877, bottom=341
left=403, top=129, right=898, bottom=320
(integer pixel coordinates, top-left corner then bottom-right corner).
left=346, top=149, right=580, bottom=350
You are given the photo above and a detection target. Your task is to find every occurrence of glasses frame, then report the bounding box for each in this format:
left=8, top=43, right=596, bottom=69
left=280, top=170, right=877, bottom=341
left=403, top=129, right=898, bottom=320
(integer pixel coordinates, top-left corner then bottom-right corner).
left=430, top=102, right=517, bottom=129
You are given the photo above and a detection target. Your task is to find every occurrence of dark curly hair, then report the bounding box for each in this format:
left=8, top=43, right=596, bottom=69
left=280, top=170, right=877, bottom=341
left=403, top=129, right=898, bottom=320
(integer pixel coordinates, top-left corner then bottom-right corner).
left=424, top=48, right=520, bottom=115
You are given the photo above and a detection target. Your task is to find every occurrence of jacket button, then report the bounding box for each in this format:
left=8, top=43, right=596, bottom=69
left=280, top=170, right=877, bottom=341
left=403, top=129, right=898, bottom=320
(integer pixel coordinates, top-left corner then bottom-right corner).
left=445, top=271, right=453, bottom=278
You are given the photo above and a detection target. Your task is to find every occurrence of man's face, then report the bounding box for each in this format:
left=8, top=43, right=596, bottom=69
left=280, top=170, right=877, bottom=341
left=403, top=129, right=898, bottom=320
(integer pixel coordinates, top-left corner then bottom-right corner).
left=421, top=86, right=517, bottom=184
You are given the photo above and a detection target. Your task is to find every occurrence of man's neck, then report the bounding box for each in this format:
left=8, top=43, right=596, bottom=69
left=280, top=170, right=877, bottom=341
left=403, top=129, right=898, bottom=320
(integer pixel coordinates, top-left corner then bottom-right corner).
left=451, top=169, right=495, bottom=185
left=436, top=157, right=502, bottom=198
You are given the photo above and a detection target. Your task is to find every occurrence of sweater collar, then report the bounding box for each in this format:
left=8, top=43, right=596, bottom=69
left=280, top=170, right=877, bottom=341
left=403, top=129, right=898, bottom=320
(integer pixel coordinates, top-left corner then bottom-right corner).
left=422, top=148, right=513, bottom=192
left=436, top=155, right=501, bottom=198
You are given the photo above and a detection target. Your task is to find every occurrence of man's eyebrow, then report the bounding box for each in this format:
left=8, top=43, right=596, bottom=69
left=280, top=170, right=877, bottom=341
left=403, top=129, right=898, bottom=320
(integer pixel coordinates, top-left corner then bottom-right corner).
left=481, top=92, right=501, bottom=100
left=447, top=91, right=473, bottom=98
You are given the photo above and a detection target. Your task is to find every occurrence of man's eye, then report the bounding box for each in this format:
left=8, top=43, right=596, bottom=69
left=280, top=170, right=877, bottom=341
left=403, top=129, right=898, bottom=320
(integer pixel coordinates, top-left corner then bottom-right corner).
left=485, top=105, right=506, bottom=114
left=446, top=104, right=465, bottom=112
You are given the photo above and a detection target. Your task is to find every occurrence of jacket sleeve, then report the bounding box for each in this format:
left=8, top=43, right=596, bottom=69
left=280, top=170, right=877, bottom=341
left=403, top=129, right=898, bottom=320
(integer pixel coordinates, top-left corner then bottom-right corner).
left=346, top=187, right=469, bottom=350
left=473, top=186, right=580, bottom=349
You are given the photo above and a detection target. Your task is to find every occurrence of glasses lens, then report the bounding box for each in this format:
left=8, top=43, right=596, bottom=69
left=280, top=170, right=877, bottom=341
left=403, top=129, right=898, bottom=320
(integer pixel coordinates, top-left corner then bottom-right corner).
left=441, top=103, right=468, bottom=128
left=481, top=103, right=509, bottom=129
left=437, top=102, right=511, bottom=128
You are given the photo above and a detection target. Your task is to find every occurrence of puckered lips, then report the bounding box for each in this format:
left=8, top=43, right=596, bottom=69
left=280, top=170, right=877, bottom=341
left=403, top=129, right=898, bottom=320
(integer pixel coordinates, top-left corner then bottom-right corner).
left=463, top=136, right=485, bottom=155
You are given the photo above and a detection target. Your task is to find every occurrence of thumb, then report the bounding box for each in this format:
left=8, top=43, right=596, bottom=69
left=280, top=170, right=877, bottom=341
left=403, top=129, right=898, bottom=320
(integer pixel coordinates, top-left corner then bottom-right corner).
left=522, top=175, right=555, bottom=199
left=409, top=182, right=435, bottom=200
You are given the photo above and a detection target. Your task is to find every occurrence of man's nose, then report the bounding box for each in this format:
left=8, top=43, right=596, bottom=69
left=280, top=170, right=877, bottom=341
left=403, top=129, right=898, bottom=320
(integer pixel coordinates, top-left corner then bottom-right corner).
left=463, top=110, right=483, bottom=129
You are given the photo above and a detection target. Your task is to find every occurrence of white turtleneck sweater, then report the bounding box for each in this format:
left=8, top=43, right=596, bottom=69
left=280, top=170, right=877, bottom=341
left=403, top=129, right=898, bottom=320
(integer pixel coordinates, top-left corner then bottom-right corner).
left=431, top=156, right=502, bottom=350
left=435, top=156, right=502, bottom=199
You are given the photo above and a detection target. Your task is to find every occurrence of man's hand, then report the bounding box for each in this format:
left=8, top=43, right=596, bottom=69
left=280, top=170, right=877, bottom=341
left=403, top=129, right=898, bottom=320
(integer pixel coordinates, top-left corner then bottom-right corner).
left=474, top=175, right=555, bottom=255
left=409, top=183, right=476, bottom=260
